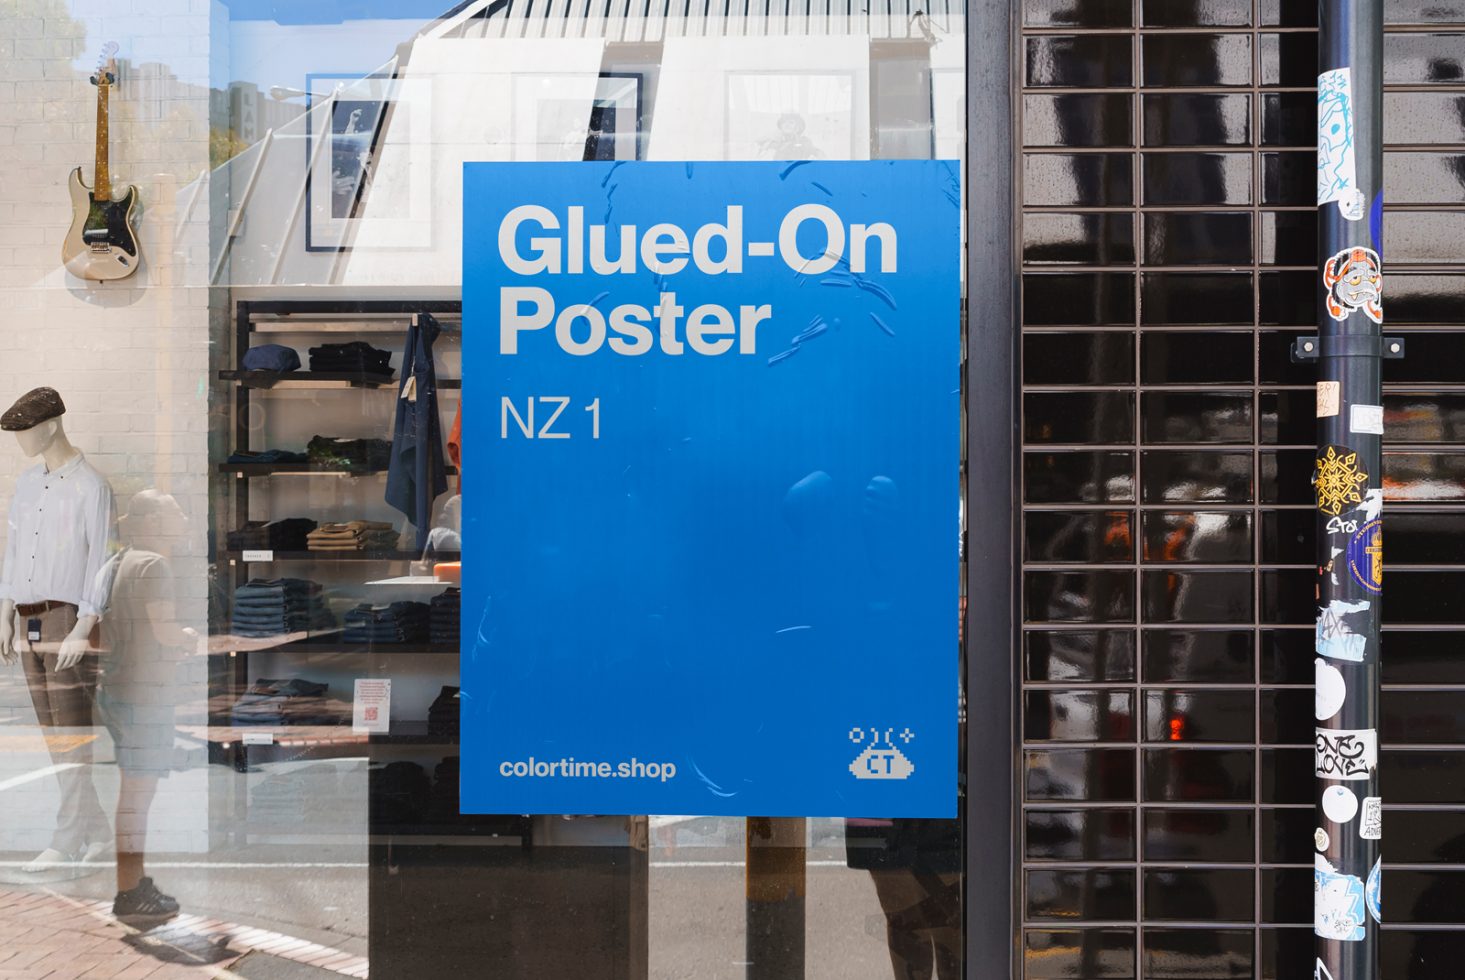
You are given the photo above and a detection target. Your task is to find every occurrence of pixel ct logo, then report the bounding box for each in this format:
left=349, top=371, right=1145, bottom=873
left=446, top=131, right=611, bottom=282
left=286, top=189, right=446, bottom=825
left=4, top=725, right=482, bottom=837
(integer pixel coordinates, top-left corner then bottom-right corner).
left=848, top=727, right=916, bottom=781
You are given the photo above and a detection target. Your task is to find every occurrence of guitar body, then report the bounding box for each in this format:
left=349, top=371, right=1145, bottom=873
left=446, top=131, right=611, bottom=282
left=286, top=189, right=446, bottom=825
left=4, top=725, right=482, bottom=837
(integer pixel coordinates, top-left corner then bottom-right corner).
left=62, top=166, right=141, bottom=281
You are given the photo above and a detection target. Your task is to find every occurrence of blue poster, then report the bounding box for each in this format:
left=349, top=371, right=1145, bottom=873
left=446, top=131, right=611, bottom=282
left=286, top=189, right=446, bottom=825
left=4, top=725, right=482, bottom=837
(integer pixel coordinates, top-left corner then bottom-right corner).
left=461, top=160, right=960, bottom=817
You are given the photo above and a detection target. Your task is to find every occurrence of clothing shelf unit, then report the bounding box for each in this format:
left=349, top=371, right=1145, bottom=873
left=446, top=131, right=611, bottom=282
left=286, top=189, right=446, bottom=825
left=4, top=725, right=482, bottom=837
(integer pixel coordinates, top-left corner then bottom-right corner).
left=209, top=298, right=504, bottom=847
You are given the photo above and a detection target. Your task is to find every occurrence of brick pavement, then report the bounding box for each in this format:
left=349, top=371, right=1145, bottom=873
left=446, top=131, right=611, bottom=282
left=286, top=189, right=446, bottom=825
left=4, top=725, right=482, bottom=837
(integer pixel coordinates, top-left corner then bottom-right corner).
left=0, top=886, right=368, bottom=979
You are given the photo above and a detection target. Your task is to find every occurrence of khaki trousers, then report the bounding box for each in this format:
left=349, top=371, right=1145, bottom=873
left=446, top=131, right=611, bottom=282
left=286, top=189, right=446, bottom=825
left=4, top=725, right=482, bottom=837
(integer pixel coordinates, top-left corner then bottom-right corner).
left=17, top=603, right=108, bottom=853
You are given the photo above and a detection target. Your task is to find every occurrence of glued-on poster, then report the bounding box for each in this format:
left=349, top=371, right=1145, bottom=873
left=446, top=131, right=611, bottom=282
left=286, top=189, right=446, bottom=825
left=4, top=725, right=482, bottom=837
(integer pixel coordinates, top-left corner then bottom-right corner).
left=460, top=161, right=960, bottom=817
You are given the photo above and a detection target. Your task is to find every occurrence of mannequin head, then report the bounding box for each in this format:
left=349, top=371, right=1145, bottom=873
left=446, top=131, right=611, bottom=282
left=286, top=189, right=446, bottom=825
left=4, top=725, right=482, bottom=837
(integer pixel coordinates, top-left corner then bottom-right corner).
left=13, top=418, right=60, bottom=459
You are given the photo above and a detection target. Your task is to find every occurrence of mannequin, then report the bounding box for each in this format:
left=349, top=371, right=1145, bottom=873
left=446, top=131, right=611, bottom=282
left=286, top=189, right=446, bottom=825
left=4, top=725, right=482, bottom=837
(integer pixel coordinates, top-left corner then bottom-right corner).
left=0, top=388, right=115, bottom=872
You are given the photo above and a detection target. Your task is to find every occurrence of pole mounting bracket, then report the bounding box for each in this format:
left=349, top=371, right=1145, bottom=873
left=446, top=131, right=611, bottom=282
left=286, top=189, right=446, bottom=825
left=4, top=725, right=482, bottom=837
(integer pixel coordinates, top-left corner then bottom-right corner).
left=1291, top=335, right=1406, bottom=362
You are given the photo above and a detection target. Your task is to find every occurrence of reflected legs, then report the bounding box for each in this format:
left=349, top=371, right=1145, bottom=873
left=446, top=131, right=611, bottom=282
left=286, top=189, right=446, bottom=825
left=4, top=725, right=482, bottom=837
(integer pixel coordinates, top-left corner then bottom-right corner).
left=869, top=870, right=962, bottom=980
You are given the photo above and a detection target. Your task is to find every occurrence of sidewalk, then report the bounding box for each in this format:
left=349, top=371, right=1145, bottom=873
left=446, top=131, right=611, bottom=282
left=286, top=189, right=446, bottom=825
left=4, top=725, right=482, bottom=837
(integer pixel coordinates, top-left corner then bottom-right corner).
left=0, top=885, right=368, bottom=979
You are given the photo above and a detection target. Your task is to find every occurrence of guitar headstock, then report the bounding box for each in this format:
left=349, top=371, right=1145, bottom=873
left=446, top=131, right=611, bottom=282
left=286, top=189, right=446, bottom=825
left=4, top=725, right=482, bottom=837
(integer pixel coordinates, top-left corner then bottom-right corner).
left=89, top=41, right=118, bottom=88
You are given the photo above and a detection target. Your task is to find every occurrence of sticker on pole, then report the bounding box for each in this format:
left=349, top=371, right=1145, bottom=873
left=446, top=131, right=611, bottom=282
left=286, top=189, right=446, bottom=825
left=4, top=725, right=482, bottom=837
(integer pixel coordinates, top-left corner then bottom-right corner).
left=1315, top=854, right=1367, bottom=942
left=1316, top=727, right=1378, bottom=781
left=1318, top=68, right=1365, bottom=221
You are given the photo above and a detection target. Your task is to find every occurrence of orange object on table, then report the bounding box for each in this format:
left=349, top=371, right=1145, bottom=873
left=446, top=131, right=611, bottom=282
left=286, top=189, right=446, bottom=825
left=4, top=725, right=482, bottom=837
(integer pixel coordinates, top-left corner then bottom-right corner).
left=434, top=562, right=461, bottom=584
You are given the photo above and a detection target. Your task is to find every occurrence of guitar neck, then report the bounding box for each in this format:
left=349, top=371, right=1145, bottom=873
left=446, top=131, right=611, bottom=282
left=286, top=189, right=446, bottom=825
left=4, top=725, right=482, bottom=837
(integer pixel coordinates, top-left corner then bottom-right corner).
left=93, top=79, right=111, bottom=202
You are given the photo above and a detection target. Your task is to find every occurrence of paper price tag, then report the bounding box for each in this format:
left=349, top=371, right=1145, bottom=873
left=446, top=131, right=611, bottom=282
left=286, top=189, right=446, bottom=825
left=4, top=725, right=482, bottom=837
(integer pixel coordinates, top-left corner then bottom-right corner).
left=242, top=731, right=274, bottom=745
left=242, top=549, right=274, bottom=562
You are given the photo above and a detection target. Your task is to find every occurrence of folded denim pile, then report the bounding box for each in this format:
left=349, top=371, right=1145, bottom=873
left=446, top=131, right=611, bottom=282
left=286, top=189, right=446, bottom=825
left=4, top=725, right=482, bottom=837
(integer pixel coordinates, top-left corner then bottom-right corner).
left=232, top=577, right=335, bottom=637
left=429, top=587, right=460, bottom=645
left=226, top=518, right=318, bottom=552
left=226, top=448, right=310, bottom=465
left=306, top=435, right=393, bottom=471
left=230, top=677, right=351, bottom=726
left=240, top=344, right=302, bottom=373
left=308, top=341, right=394, bottom=379
left=307, top=520, right=399, bottom=552
left=427, top=685, right=460, bottom=738
left=343, top=601, right=430, bottom=644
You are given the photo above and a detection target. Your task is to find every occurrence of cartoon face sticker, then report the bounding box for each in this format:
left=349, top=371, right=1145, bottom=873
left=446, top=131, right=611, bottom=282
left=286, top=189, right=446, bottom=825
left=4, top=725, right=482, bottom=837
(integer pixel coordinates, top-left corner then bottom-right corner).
left=1324, top=247, right=1383, bottom=324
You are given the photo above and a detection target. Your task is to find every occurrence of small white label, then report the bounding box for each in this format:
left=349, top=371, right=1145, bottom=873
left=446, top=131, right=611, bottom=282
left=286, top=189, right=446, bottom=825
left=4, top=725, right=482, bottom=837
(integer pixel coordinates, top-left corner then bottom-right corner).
left=1350, top=404, right=1384, bottom=434
left=1317, top=381, right=1341, bottom=418
left=353, top=678, right=392, bottom=734
left=242, top=731, right=274, bottom=745
left=1360, top=796, right=1382, bottom=839
left=242, top=549, right=274, bottom=562
left=26, top=629, right=39, bottom=642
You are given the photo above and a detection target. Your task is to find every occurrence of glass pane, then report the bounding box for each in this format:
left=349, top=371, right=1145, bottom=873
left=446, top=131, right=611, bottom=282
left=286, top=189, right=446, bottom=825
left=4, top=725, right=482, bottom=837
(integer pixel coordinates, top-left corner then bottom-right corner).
left=1026, top=929, right=1138, bottom=978
left=1027, top=809, right=1138, bottom=861
left=1026, top=629, right=1139, bottom=682
left=1025, top=154, right=1136, bottom=207
left=0, top=1, right=971, bottom=975
left=1025, top=332, right=1137, bottom=385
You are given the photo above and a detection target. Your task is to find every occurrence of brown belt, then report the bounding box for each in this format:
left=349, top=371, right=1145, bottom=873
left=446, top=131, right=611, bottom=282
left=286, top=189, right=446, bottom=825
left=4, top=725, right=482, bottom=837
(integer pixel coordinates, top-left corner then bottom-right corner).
left=15, top=600, right=74, bottom=618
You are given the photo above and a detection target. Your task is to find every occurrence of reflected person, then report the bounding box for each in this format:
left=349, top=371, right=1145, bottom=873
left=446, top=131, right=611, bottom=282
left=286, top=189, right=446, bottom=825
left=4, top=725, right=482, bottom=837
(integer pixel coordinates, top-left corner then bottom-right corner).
left=97, top=489, right=192, bottom=921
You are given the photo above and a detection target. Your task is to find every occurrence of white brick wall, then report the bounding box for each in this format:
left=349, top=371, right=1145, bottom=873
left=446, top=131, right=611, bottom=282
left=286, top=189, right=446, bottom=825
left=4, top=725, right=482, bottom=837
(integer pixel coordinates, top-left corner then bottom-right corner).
left=0, top=0, right=214, bottom=855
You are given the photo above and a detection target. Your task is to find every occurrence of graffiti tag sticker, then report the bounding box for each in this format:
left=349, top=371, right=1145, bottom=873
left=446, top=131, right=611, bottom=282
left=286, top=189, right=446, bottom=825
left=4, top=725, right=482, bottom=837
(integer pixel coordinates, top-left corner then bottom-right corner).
left=1315, top=445, right=1368, bottom=516
left=1316, top=854, right=1367, bottom=942
left=1347, top=520, right=1383, bottom=594
left=1317, top=598, right=1370, bottom=663
left=1318, top=68, right=1365, bottom=221
left=1324, top=247, right=1384, bottom=324
left=1316, top=727, right=1378, bottom=781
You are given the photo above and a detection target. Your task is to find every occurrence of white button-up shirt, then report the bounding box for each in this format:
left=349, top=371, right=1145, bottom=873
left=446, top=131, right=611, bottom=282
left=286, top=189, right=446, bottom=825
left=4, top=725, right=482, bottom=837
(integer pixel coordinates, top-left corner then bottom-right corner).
left=0, top=451, right=116, bottom=618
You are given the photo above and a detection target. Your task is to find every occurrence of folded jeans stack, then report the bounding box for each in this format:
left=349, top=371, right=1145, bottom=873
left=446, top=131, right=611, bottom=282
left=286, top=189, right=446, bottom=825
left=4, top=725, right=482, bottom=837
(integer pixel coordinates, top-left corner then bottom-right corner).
left=226, top=449, right=310, bottom=465
left=232, top=578, right=335, bottom=637
left=306, top=435, right=393, bottom=471
left=240, top=344, right=302, bottom=373
left=308, top=341, right=394, bottom=379
left=307, top=521, right=399, bottom=552
left=343, top=601, right=430, bottom=644
left=226, top=518, right=318, bottom=552
left=230, top=677, right=352, bottom=726
left=429, top=587, right=460, bottom=645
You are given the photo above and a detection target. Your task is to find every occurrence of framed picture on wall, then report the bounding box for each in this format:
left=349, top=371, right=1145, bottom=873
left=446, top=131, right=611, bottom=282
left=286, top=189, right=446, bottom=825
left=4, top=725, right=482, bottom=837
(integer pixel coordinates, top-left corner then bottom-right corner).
left=724, top=71, right=856, bottom=160
left=511, top=72, right=643, bottom=162
left=305, top=73, right=433, bottom=252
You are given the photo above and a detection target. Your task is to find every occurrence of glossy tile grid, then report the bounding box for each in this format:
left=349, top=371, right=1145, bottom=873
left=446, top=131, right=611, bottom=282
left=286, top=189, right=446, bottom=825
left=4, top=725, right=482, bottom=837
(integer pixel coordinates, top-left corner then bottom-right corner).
left=1019, top=0, right=1465, bottom=975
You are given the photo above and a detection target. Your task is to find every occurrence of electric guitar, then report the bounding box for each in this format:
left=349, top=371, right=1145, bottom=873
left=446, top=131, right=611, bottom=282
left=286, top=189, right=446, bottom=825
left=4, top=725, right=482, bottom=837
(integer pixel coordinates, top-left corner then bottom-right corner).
left=62, top=43, right=141, bottom=281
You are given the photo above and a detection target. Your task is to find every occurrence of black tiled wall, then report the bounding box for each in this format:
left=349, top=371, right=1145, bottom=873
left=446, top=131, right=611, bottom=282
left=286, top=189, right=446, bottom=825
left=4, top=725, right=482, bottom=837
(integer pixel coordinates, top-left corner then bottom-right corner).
left=1019, top=1, right=1465, bottom=976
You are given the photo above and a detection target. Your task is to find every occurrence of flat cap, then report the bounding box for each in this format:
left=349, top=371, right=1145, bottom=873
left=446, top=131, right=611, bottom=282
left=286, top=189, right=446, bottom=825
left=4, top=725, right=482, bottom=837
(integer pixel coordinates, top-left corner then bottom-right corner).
left=1, top=387, right=65, bottom=431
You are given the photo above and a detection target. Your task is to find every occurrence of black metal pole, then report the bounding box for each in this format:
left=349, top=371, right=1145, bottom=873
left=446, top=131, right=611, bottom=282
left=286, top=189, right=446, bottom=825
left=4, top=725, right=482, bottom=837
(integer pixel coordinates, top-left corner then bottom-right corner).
left=745, top=817, right=805, bottom=980
left=1312, top=3, right=1384, bottom=978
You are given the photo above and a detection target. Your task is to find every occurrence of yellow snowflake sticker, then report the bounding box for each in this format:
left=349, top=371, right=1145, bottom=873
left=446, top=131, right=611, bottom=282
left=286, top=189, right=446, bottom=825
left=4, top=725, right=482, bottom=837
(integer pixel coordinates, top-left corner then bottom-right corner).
left=1315, top=445, right=1368, bottom=516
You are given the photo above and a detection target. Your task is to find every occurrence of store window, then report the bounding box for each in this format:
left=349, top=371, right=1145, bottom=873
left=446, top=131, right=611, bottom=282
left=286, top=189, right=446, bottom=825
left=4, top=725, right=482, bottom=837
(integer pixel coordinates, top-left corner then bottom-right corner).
left=0, top=0, right=969, bottom=977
